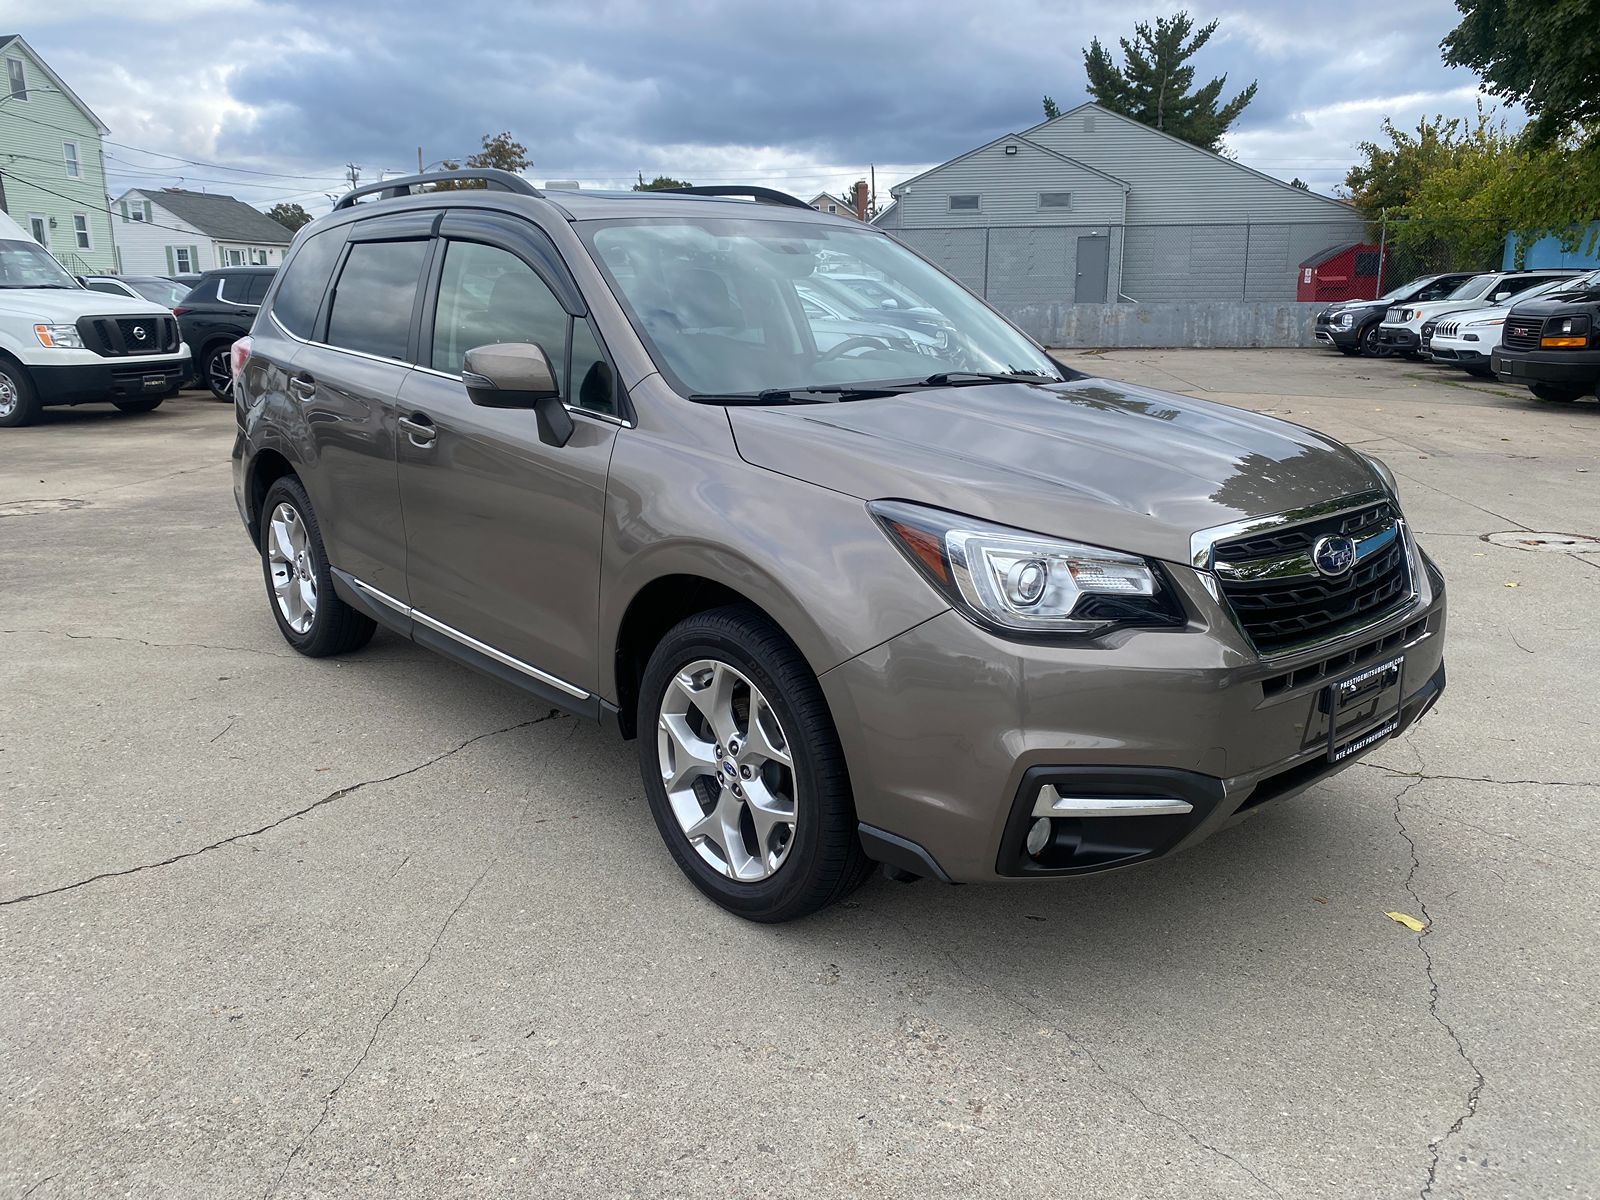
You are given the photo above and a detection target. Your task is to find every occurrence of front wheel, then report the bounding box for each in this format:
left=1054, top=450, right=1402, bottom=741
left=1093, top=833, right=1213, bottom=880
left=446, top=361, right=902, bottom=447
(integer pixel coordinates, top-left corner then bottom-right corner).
left=637, top=606, right=872, bottom=922
left=1529, top=382, right=1586, bottom=403
left=1359, top=323, right=1386, bottom=357
left=202, top=342, right=235, bottom=401
left=0, top=361, right=40, bottom=427
left=258, top=476, right=375, bottom=657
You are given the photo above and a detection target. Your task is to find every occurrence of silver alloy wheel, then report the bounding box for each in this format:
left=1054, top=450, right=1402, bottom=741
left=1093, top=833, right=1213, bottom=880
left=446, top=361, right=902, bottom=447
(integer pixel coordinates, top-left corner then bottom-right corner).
left=267, top=502, right=317, bottom=634
left=207, top=348, right=233, bottom=395
left=0, top=371, right=18, bottom=419
left=658, top=658, right=798, bottom=882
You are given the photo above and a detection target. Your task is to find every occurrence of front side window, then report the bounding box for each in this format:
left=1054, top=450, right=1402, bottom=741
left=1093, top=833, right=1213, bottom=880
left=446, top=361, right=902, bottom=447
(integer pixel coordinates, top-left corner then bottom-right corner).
left=430, top=240, right=567, bottom=375
left=64, top=142, right=80, bottom=178
left=6, top=57, right=25, bottom=99
left=0, top=239, right=80, bottom=288
left=584, top=217, right=1061, bottom=398
left=1447, top=274, right=1494, bottom=300
left=72, top=214, right=90, bottom=250
left=128, top=278, right=190, bottom=307
left=325, top=239, right=429, bottom=360
left=269, top=226, right=346, bottom=337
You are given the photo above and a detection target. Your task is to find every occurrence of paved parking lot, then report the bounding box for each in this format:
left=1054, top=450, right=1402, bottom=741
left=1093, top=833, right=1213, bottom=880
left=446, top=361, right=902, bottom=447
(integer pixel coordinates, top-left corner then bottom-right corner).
left=3, top=354, right=1597, bottom=1199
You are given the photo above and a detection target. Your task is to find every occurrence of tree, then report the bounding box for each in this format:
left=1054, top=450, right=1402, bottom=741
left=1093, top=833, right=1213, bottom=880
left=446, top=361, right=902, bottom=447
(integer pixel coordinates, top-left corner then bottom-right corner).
left=1289, top=177, right=1310, bottom=190
left=1442, top=0, right=1600, bottom=144
left=265, top=202, right=311, bottom=232
left=1067, top=12, right=1257, bottom=151
left=435, top=131, right=533, bottom=189
left=633, top=174, right=692, bottom=191
left=1042, top=95, right=1061, bottom=120
left=1343, top=114, right=1474, bottom=218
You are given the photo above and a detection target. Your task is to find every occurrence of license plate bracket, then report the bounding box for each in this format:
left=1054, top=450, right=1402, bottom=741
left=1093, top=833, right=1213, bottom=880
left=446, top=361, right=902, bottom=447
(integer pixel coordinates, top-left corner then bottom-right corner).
left=1324, top=654, right=1404, bottom=763
left=142, top=374, right=168, bottom=392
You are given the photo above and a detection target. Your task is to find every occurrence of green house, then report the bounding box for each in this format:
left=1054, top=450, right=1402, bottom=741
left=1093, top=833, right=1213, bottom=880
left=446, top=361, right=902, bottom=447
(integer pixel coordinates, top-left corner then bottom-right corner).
left=0, top=34, right=117, bottom=273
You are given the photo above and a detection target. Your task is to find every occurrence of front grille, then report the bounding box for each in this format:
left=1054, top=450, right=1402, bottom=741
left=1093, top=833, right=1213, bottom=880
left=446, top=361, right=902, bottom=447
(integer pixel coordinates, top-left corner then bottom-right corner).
left=74, top=314, right=182, bottom=358
left=1212, top=500, right=1414, bottom=656
left=1435, top=320, right=1460, bottom=338
left=1503, top=319, right=1542, bottom=350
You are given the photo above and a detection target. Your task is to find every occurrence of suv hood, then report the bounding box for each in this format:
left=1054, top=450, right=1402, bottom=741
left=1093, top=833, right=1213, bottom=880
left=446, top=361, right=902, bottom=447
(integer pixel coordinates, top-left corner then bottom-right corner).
left=0, top=288, right=173, bottom=321
left=727, top=376, right=1381, bottom=565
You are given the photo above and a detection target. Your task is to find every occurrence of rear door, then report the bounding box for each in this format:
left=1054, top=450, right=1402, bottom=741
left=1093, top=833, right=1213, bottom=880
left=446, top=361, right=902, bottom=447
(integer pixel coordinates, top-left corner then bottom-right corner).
left=287, top=212, right=435, bottom=601
left=395, top=210, right=621, bottom=702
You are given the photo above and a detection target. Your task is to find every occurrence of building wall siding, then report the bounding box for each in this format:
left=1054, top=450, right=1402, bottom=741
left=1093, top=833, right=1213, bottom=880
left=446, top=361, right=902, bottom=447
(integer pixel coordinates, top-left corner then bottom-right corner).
left=0, top=42, right=117, bottom=272
left=111, top=190, right=288, bottom=274
left=892, top=138, right=1126, bottom=229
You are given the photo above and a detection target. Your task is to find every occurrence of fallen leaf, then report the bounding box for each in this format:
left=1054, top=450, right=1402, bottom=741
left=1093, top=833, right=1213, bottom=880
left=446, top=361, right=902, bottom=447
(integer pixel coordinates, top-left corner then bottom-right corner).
left=1386, top=911, right=1427, bottom=933
left=1505, top=581, right=1520, bottom=588
left=1312, top=897, right=1328, bottom=905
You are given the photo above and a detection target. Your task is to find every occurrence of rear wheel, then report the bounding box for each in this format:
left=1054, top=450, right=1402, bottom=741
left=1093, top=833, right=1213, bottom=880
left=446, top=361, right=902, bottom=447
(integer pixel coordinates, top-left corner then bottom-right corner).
left=0, top=360, right=40, bottom=428
left=113, top=397, right=164, bottom=414
left=1530, top=382, right=1586, bottom=403
left=637, top=606, right=872, bottom=922
left=202, top=342, right=235, bottom=401
left=258, top=476, right=375, bottom=657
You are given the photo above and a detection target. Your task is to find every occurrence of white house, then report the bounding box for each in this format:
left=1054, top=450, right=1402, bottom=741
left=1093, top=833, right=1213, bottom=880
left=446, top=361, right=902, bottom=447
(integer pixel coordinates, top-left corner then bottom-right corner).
left=110, top=188, right=293, bottom=275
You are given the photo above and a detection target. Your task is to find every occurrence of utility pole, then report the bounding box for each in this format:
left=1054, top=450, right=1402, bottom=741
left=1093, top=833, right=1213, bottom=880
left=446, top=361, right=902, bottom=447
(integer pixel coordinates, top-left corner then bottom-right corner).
left=344, top=163, right=361, bottom=190
left=417, top=147, right=424, bottom=173
left=870, top=163, right=876, bottom=219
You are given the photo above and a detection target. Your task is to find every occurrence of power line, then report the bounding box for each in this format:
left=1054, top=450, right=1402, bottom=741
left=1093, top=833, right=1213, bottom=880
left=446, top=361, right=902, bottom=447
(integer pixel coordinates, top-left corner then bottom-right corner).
left=0, top=166, right=266, bottom=238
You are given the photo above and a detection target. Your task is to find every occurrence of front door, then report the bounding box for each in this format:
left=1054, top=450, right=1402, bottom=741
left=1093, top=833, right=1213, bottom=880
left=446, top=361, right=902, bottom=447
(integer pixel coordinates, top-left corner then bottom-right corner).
left=397, top=227, right=620, bottom=699
left=1075, top=233, right=1110, bottom=303
left=27, top=214, right=47, bottom=247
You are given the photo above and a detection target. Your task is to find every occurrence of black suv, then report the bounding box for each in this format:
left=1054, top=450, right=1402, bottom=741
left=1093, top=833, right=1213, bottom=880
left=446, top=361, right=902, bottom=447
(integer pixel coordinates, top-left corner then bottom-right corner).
left=174, top=267, right=277, bottom=398
left=1493, top=276, right=1600, bottom=402
left=1312, top=272, right=1476, bottom=357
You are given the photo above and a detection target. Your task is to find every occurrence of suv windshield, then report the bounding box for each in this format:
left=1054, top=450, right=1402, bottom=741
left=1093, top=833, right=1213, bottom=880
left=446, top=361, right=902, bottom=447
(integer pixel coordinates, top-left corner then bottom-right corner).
left=583, top=217, right=1062, bottom=397
left=1446, top=274, right=1494, bottom=300
left=0, top=239, right=80, bottom=289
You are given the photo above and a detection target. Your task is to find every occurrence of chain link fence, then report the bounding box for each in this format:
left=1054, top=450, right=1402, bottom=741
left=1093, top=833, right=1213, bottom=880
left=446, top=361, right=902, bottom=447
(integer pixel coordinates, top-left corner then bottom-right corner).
left=888, top=219, right=1523, bottom=306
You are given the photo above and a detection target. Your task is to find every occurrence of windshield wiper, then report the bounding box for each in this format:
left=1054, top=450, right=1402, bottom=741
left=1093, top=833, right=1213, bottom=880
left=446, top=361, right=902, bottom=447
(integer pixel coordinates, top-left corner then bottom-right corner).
left=905, top=370, right=1061, bottom=387
left=689, top=385, right=901, bottom=405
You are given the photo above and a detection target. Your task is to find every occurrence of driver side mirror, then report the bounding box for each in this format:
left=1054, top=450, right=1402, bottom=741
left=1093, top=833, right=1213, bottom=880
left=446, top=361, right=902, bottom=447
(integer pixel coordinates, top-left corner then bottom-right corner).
left=462, top=342, right=573, bottom=447
left=879, top=298, right=900, bottom=309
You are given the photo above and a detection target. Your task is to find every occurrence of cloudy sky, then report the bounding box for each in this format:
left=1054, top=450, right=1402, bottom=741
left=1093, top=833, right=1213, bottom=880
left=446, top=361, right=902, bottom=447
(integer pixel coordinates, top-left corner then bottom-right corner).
left=10, top=0, right=1504, bottom=217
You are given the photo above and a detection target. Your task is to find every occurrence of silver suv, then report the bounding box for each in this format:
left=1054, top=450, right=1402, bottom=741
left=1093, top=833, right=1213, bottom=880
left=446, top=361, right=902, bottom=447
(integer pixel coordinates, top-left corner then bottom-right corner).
left=231, top=170, right=1447, bottom=921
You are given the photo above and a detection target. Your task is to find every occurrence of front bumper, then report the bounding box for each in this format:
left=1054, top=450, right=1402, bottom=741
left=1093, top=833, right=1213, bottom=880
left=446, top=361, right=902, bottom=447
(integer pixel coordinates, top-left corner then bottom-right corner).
left=1376, top=326, right=1420, bottom=352
left=824, top=556, right=1447, bottom=883
left=1313, top=323, right=1359, bottom=349
left=29, top=351, right=191, bottom=406
left=1428, top=339, right=1491, bottom=366
left=1492, top=346, right=1600, bottom=387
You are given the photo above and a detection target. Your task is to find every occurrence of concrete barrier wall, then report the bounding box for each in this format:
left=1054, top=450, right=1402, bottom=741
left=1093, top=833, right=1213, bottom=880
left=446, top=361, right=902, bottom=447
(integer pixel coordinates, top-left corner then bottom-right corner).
left=997, top=301, right=1325, bottom=349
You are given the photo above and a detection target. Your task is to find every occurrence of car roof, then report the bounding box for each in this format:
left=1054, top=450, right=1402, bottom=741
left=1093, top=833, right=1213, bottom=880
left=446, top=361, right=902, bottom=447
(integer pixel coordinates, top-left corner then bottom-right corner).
left=200, top=266, right=277, bottom=277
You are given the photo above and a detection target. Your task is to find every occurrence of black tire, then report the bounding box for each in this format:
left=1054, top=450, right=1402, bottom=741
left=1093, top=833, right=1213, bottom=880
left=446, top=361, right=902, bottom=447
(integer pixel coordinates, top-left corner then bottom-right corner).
left=202, top=342, right=235, bottom=401
left=1463, top=365, right=1494, bottom=378
left=113, top=397, right=164, bottom=414
left=637, top=605, right=873, bottom=922
left=1358, top=323, right=1385, bottom=357
left=1529, top=382, right=1585, bottom=403
left=258, top=475, right=376, bottom=657
left=1338, top=344, right=1361, bottom=357
left=0, top=359, right=41, bottom=428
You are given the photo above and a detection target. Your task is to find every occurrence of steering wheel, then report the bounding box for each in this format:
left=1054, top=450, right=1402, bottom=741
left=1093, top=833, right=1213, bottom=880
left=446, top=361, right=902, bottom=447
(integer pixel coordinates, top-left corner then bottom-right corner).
left=817, top=335, right=891, bottom=362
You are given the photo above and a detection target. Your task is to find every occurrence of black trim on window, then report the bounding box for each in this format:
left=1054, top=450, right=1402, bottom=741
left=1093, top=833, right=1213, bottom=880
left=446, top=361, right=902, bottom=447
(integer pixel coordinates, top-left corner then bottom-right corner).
left=436, top=210, right=585, bottom=315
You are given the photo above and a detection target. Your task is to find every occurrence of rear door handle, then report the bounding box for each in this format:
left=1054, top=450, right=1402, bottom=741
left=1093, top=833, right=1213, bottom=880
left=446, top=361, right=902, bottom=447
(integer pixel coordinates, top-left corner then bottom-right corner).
left=288, top=373, right=315, bottom=401
left=398, top=413, right=437, bottom=447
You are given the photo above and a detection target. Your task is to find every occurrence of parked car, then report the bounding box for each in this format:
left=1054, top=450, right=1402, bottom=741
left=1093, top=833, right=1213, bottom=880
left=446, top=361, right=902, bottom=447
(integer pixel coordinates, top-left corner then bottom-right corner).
left=0, top=212, right=189, bottom=427
left=174, top=266, right=276, bottom=399
left=167, top=272, right=203, bottom=289
left=794, top=283, right=947, bottom=359
left=1426, top=270, right=1600, bottom=376
left=1492, top=273, right=1600, bottom=402
left=1313, top=272, right=1477, bottom=357
left=81, top=274, right=192, bottom=310
left=231, top=171, right=1447, bottom=921
left=1376, top=270, right=1583, bottom=357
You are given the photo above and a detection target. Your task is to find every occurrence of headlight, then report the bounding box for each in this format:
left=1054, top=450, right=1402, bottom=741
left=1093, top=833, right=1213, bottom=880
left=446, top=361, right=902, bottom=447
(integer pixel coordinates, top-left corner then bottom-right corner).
left=870, top=500, right=1183, bottom=636
left=34, top=323, right=85, bottom=349
left=1466, top=318, right=1505, bottom=328
left=1358, top=451, right=1401, bottom=500
left=1541, top=314, right=1591, bottom=348
left=1333, top=312, right=1354, bottom=327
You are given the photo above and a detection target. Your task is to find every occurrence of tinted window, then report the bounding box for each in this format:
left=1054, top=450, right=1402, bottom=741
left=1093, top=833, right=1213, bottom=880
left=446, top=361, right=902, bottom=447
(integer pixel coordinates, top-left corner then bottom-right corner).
left=325, top=241, right=428, bottom=360
left=128, top=278, right=190, bottom=307
left=240, top=272, right=273, bottom=304
left=430, top=240, right=567, bottom=375
left=1413, top=277, right=1463, bottom=302
left=569, top=317, right=616, bottom=416
left=87, top=280, right=128, bottom=296
left=271, top=227, right=348, bottom=338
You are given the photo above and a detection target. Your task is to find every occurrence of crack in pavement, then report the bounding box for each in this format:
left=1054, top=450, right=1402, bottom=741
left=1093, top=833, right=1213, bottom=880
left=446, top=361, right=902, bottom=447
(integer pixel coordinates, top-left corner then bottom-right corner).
left=2, top=628, right=293, bottom=658
left=1386, top=467, right=1530, bottom=532
left=0, top=711, right=563, bottom=908
left=906, top=923, right=1282, bottom=1198
left=1361, top=762, right=1599, bottom=790
left=1391, top=777, right=1486, bottom=1199
left=264, top=862, right=493, bottom=1198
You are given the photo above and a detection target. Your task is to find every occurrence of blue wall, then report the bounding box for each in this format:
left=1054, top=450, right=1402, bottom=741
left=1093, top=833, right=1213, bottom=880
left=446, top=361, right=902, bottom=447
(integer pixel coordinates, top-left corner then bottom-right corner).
left=1503, top=222, right=1600, bottom=269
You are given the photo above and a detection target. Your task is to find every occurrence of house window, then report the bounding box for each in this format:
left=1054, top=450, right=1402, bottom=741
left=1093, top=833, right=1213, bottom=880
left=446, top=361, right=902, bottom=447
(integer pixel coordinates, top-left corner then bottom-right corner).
left=226, top=249, right=244, bottom=266
left=1039, top=191, right=1072, bottom=209
left=6, top=57, right=25, bottom=99
left=124, top=199, right=149, bottom=223
left=172, top=246, right=194, bottom=273
left=27, top=213, right=48, bottom=247
left=64, top=142, right=80, bottom=178
left=73, top=214, right=91, bottom=250
left=948, top=194, right=980, bottom=211
left=252, top=249, right=270, bottom=265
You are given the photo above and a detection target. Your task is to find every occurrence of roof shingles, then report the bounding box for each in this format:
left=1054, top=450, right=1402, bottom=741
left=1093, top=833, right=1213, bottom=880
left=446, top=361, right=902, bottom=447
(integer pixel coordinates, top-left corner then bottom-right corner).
left=141, top=189, right=294, bottom=244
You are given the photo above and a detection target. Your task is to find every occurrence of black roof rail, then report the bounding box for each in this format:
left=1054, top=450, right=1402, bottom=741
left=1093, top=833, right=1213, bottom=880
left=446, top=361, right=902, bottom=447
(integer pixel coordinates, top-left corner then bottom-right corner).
left=333, top=168, right=543, bottom=211
left=656, top=185, right=813, bottom=211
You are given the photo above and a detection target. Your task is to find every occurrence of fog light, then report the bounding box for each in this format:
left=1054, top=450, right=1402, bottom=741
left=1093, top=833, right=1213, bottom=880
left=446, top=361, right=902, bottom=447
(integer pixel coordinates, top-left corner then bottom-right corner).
left=1026, top=816, right=1052, bottom=857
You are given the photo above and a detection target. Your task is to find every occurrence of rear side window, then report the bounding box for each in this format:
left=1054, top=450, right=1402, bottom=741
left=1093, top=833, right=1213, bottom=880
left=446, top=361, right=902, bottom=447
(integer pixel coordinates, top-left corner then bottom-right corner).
left=325, top=240, right=429, bottom=360
left=271, top=227, right=347, bottom=338
left=87, top=280, right=127, bottom=296
left=430, top=240, right=567, bottom=375
left=185, top=277, right=220, bottom=304
left=241, top=273, right=274, bottom=304
left=1413, top=278, right=1461, bottom=302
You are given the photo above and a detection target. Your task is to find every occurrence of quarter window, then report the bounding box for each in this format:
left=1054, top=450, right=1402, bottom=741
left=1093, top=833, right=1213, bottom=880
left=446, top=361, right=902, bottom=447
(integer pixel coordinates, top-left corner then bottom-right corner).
left=948, top=194, right=980, bottom=211
left=64, top=142, right=80, bottom=178
left=6, top=57, right=24, bottom=99
left=568, top=317, right=616, bottom=416
left=269, top=226, right=345, bottom=338
left=430, top=240, right=567, bottom=376
left=325, top=239, right=429, bottom=361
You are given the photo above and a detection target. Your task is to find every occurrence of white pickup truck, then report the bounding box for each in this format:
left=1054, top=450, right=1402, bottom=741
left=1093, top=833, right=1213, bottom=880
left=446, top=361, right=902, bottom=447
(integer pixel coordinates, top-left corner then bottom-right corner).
left=0, top=211, right=190, bottom=427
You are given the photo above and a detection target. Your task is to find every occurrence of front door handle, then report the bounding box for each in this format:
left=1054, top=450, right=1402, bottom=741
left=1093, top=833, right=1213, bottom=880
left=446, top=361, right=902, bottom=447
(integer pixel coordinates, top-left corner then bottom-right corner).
left=288, top=373, right=315, bottom=401
left=398, top=413, right=437, bottom=447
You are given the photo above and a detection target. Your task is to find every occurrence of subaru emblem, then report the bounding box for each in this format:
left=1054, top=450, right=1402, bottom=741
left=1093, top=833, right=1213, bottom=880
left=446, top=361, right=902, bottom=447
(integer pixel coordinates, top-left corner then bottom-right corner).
left=1312, top=535, right=1356, bottom=577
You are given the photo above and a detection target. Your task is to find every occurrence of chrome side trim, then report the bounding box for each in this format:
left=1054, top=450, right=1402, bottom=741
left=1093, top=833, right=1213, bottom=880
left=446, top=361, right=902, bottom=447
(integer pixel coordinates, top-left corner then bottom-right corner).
left=347, top=575, right=590, bottom=700
left=413, top=363, right=634, bottom=428
left=1031, top=786, right=1195, bottom=819
left=1189, top=490, right=1388, bottom=569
